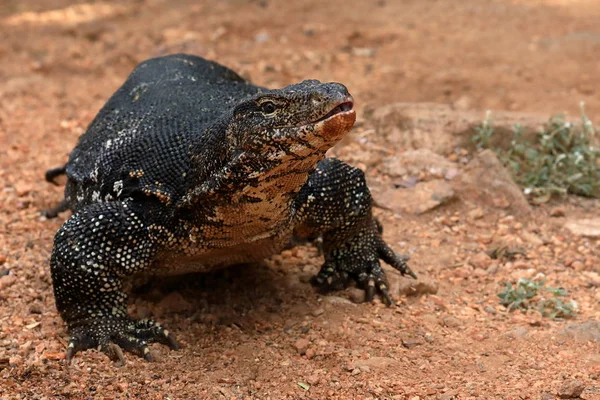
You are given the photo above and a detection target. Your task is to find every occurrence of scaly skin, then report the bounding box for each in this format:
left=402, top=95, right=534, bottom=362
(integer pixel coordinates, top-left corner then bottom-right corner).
left=46, top=54, right=416, bottom=363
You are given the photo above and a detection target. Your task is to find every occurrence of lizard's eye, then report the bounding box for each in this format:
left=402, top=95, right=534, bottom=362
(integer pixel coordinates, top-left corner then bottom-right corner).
left=260, top=101, right=277, bottom=115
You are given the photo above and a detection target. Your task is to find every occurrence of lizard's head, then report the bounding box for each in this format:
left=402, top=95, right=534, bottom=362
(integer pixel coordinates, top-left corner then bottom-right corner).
left=227, top=80, right=355, bottom=161
left=184, top=80, right=355, bottom=227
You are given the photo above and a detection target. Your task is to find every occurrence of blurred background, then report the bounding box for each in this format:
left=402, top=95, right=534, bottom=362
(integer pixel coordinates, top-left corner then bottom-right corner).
left=1, top=0, right=598, bottom=124
left=1, top=2, right=600, bottom=398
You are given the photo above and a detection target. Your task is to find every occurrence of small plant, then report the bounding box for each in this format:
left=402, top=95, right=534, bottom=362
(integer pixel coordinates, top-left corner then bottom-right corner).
left=472, top=110, right=495, bottom=150
left=473, top=103, right=599, bottom=200
left=498, top=278, right=577, bottom=319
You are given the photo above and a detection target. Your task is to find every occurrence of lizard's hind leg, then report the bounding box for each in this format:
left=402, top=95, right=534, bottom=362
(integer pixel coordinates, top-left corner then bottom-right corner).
left=51, top=199, right=178, bottom=362
left=45, top=165, right=66, bottom=185
left=42, top=199, right=69, bottom=219
left=43, top=165, right=70, bottom=218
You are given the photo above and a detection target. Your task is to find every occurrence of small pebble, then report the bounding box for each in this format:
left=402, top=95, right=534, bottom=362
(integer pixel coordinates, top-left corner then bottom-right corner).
left=470, top=252, right=492, bottom=269
left=9, top=356, right=23, bottom=366
left=294, top=338, right=310, bottom=355
left=348, top=287, right=366, bottom=303
left=29, top=302, right=44, bottom=314
left=307, top=374, right=320, bottom=385
left=484, top=305, right=497, bottom=315
left=467, top=207, right=484, bottom=220
left=305, top=348, right=315, bottom=359
left=0, top=274, right=17, bottom=288
left=311, top=308, right=325, bottom=317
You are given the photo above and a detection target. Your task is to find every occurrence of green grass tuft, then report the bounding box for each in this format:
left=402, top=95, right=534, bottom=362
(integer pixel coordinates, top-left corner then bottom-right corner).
left=498, top=278, right=577, bottom=319
left=472, top=103, right=599, bottom=201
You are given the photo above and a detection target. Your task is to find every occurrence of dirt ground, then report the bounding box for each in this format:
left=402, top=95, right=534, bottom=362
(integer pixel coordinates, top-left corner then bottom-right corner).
left=1, top=0, right=600, bottom=399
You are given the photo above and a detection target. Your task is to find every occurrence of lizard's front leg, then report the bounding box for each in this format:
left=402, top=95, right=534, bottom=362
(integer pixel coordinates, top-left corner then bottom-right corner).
left=294, top=158, right=416, bottom=305
left=51, top=200, right=178, bottom=362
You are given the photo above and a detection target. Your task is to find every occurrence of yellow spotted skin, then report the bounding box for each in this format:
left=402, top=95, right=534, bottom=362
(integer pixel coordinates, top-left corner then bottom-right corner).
left=46, top=54, right=415, bottom=363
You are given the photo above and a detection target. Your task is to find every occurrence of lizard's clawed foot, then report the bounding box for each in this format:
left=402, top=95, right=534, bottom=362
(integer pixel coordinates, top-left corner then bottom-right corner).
left=310, top=221, right=417, bottom=306
left=66, top=318, right=178, bottom=364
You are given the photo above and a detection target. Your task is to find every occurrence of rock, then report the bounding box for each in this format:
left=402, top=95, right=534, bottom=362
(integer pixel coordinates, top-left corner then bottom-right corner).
left=43, top=351, right=66, bottom=360
left=470, top=252, right=492, bottom=269
left=392, top=276, right=439, bottom=297
left=467, top=207, right=485, bottom=220
left=367, top=103, right=547, bottom=155
left=560, top=321, right=600, bottom=342
left=376, top=180, right=456, bottom=215
left=156, top=291, right=192, bottom=313
left=439, top=393, right=457, bottom=400
left=570, top=261, right=585, bottom=272
left=486, top=263, right=499, bottom=275
left=558, top=380, right=585, bottom=399
left=348, top=287, right=366, bottom=304
left=0, top=274, right=17, bottom=289
left=484, top=306, right=497, bottom=315
left=355, top=356, right=397, bottom=369
left=441, top=316, right=462, bottom=328
left=565, top=218, right=600, bottom=238
left=14, top=183, right=32, bottom=197
left=380, top=148, right=458, bottom=179
left=453, top=95, right=472, bottom=111
left=520, top=231, right=544, bottom=246
left=307, top=374, right=320, bottom=386
left=351, top=47, right=376, bottom=57
left=254, top=31, right=270, bottom=43
left=9, top=356, right=23, bottom=366
left=311, top=308, right=325, bottom=317
left=504, top=326, right=529, bottom=339
left=0, top=254, right=6, bottom=265
left=294, top=338, right=310, bottom=355
left=454, top=150, right=531, bottom=215
left=323, top=296, right=355, bottom=306
left=29, top=302, right=43, bottom=314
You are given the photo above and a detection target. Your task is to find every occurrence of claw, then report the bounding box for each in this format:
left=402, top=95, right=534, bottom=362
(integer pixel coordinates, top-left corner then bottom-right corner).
left=405, top=267, right=418, bottom=280
left=379, top=244, right=417, bottom=280
left=66, top=340, right=77, bottom=363
left=143, top=346, right=153, bottom=362
left=365, top=278, right=376, bottom=302
left=161, top=329, right=179, bottom=350
left=378, top=282, right=393, bottom=306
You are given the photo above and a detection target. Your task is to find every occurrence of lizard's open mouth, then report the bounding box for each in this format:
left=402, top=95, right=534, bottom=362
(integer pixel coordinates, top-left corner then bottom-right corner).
left=315, top=100, right=354, bottom=123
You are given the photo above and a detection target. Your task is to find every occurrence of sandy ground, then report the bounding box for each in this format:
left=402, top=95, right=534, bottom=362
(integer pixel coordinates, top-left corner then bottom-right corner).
left=1, top=0, right=600, bottom=399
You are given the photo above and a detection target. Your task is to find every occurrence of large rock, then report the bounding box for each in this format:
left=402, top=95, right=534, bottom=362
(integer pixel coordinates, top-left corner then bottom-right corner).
left=366, top=103, right=547, bottom=154
left=560, top=321, right=600, bottom=342
left=453, top=149, right=531, bottom=215
left=565, top=218, right=600, bottom=238
left=380, top=148, right=459, bottom=179
left=375, top=179, right=456, bottom=214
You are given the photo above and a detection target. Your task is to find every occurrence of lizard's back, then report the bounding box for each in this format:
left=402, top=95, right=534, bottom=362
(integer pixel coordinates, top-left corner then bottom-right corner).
left=65, top=54, right=261, bottom=209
